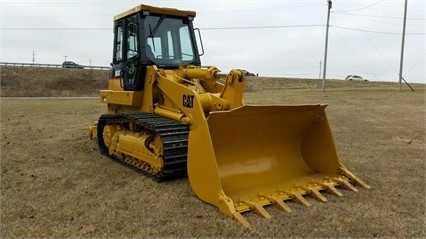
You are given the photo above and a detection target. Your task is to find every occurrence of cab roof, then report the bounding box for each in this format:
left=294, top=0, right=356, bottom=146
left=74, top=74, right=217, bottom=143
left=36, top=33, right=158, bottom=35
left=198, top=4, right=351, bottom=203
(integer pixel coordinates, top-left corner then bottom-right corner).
left=114, top=4, right=196, bottom=21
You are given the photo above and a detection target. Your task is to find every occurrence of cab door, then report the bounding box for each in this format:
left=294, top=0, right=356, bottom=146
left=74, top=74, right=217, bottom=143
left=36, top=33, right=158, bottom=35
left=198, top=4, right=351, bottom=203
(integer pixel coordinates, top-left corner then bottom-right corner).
left=112, top=14, right=145, bottom=91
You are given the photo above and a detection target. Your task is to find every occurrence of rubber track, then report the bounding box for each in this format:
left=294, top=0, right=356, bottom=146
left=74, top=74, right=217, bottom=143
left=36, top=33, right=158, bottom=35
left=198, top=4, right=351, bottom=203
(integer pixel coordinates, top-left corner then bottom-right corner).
left=97, top=112, right=189, bottom=179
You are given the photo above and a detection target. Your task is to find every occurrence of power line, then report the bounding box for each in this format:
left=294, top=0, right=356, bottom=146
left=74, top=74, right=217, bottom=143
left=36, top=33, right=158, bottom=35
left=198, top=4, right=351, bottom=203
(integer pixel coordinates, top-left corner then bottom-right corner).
left=2, top=0, right=116, bottom=3
left=7, top=7, right=423, bottom=21
left=406, top=57, right=424, bottom=74
left=331, top=25, right=425, bottom=35
left=334, top=0, right=386, bottom=13
left=1, top=25, right=324, bottom=31
left=200, top=24, right=325, bottom=30
left=0, top=27, right=111, bottom=30
left=199, top=4, right=324, bottom=13
left=2, top=25, right=424, bottom=35
left=346, top=3, right=423, bottom=18
left=1, top=25, right=325, bottom=31
left=332, top=11, right=426, bottom=21
left=333, top=1, right=399, bottom=75
left=332, top=30, right=380, bottom=81
left=3, top=14, right=111, bottom=18
left=334, top=15, right=424, bottom=27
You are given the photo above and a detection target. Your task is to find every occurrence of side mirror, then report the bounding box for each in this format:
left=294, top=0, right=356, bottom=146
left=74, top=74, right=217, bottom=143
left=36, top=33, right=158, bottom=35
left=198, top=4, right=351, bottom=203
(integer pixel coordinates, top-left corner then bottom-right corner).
left=194, top=28, right=205, bottom=56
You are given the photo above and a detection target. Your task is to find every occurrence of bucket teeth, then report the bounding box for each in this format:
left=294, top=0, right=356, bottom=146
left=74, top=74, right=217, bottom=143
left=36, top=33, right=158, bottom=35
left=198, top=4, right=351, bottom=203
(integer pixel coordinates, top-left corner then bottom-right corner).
left=331, top=177, right=359, bottom=192
left=303, top=187, right=327, bottom=202
left=339, top=167, right=371, bottom=189
left=318, top=182, right=344, bottom=197
left=285, top=191, right=312, bottom=207
left=241, top=200, right=272, bottom=218
left=260, top=194, right=292, bottom=213
left=232, top=212, right=250, bottom=228
left=220, top=173, right=369, bottom=227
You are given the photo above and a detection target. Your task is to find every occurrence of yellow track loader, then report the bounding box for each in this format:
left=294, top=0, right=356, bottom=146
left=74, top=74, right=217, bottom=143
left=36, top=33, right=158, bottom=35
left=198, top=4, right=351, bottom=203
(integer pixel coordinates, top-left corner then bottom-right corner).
left=90, top=4, right=370, bottom=227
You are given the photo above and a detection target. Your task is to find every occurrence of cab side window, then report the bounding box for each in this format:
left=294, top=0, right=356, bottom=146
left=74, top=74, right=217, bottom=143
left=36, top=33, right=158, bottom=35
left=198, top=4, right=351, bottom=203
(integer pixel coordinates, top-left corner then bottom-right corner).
left=127, top=15, right=138, bottom=59
left=114, top=21, right=124, bottom=63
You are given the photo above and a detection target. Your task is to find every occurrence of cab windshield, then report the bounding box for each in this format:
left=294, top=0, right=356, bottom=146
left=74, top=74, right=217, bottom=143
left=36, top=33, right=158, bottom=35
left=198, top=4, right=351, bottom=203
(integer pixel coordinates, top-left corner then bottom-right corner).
left=144, top=15, right=195, bottom=67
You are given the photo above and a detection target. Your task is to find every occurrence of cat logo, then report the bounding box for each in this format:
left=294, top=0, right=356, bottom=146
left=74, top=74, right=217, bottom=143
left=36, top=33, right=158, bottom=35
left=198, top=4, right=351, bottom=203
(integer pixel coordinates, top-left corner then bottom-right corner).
left=183, top=94, right=195, bottom=108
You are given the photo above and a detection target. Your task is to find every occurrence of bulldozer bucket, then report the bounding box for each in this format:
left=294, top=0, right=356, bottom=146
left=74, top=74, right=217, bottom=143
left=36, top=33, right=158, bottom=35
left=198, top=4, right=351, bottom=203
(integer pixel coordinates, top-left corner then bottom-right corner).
left=187, top=105, right=370, bottom=227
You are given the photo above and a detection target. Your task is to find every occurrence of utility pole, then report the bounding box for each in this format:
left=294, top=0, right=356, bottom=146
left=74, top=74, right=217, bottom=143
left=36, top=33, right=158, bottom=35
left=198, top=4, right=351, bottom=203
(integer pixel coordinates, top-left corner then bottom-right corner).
left=89, top=59, right=93, bottom=80
left=64, top=55, right=68, bottom=62
left=322, top=0, right=332, bottom=92
left=398, top=0, right=408, bottom=92
left=319, top=59, right=322, bottom=79
left=32, top=50, right=36, bottom=65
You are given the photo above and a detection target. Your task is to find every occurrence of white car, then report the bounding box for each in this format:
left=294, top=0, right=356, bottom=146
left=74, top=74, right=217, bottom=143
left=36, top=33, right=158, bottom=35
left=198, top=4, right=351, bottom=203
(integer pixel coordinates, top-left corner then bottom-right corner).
left=345, top=75, right=367, bottom=81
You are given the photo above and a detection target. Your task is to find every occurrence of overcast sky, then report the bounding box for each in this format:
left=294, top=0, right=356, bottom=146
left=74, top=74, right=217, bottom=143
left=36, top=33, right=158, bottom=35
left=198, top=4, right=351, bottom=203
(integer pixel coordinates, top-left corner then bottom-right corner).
left=1, top=0, right=425, bottom=83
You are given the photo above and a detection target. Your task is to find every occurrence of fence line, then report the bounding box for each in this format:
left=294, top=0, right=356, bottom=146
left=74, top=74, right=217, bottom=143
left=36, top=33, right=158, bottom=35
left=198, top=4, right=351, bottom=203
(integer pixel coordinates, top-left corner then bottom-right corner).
left=0, top=62, right=110, bottom=70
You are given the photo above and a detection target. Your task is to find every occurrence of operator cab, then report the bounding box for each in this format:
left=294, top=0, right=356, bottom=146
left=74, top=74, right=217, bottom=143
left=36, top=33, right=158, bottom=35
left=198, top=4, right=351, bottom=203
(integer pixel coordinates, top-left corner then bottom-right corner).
left=111, top=5, right=201, bottom=90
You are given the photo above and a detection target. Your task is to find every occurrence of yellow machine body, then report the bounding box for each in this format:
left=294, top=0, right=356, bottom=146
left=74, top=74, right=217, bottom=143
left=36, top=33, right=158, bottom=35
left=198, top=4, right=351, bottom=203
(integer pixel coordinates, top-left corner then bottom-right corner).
left=91, top=4, right=370, bottom=227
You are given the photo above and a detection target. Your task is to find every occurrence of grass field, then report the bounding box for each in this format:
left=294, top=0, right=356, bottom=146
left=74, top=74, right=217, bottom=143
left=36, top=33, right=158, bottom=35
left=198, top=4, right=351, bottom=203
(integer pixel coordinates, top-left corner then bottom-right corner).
left=1, top=77, right=424, bottom=237
left=0, top=66, right=108, bottom=97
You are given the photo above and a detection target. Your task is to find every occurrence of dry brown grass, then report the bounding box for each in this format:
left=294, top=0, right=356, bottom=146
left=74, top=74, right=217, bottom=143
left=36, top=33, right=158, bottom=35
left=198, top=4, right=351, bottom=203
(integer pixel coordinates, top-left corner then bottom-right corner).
left=0, top=68, right=425, bottom=237
left=0, top=66, right=108, bottom=97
